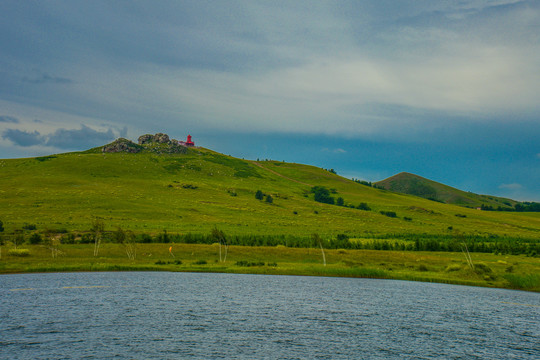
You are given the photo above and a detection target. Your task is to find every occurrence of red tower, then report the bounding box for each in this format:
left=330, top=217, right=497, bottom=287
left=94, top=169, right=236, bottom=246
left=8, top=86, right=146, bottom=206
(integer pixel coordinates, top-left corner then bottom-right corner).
left=186, top=134, right=194, bottom=146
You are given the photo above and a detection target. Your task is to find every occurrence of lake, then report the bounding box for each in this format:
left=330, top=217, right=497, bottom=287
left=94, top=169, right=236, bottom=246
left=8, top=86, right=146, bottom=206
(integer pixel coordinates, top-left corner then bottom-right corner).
left=1, top=272, right=539, bottom=359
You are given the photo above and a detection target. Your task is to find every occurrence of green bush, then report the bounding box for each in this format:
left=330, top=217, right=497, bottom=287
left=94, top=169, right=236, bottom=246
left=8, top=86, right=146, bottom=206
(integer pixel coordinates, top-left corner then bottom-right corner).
left=62, top=233, right=76, bottom=244
left=311, top=186, right=335, bottom=205
left=235, top=260, right=265, bottom=267
left=357, top=203, right=371, bottom=211
left=8, top=249, right=30, bottom=257
left=504, top=274, right=540, bottom=290
left=28, top=233, right=42, bottom=244
left=138, top=233, right=153, bottom=243
left=417, top=264, right=429, bottom=272
left=474, top=263, right=492, bottom=275
left=445, top=264, right=462, bottom=272
left=80, top=233, right=93, bottom=244
left=380, top=211, right=397, bottom=218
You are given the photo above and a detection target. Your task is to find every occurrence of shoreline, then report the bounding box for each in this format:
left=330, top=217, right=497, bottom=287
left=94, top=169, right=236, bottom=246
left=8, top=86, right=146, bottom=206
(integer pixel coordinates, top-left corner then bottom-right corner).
left=1, top=243, right=539, bottom=292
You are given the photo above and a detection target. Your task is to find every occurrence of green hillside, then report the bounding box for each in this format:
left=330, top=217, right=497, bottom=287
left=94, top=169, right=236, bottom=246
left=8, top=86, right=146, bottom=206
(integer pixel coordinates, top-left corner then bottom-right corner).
left=375, top=172, right=520, bottom=209
left=1, top=139, right=540, bottom=240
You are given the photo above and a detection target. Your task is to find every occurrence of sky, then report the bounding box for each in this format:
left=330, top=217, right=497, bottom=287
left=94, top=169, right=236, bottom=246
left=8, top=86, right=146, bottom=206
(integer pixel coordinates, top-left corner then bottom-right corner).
left=1, top=0, right=539, bottom=201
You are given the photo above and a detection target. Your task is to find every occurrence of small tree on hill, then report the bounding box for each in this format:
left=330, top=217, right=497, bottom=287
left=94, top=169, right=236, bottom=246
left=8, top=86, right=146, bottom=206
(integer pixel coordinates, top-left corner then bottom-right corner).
left=336, top=197, right=344, bottom=206
left=311, top=186, right=335, bottom=205
left=265, top=195, right=273, bottom=204
left=255, top=190, right=264, bottom=200
left=357, top=202, right=371, bottom=211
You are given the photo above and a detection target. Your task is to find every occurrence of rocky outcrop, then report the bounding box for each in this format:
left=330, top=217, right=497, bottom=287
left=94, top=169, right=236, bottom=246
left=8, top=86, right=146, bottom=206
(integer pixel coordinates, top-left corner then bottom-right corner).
left=102, top=138, right=142, bottom=153
left=138, top=133, right=170, bottom=145
left=103, top=133, right=189, bottom=154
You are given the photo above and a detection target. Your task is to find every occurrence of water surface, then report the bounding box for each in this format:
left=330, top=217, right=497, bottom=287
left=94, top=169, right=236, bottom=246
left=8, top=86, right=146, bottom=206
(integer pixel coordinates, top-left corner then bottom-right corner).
left=1, top=272, right=538, bottom=359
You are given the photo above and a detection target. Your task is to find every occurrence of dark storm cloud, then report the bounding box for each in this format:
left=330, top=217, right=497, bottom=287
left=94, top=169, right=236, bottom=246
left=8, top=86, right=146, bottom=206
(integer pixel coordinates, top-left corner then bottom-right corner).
left=2, top=129, right=43, bottom=146
left=45, top=125, right=115, bottom=149
left=0, top=115, right=19, bottom=123
left=3, top=125, right=118, bottom=149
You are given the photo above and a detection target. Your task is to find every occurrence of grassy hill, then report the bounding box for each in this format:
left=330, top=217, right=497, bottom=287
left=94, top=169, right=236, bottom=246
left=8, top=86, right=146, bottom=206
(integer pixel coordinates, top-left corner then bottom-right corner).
left=375, top=172, right=520, bottom=209
left=1, top=141, right=539, bottom=240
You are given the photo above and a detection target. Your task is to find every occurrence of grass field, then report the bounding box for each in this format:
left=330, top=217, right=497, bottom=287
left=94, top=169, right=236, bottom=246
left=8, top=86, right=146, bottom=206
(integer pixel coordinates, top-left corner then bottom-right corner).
left=1, top=147, right=540, bottom=239
left=1, top=243, right=539, bottom=292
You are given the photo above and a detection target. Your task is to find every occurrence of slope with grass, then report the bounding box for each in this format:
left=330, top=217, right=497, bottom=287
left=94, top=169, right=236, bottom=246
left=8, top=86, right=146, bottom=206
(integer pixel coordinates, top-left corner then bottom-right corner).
left=1, top=141, right=539, bottom=241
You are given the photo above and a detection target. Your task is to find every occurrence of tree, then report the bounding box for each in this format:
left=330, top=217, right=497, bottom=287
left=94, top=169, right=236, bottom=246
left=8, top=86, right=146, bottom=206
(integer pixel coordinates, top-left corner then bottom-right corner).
left=0, top=220, right=3, bottom=247
left=115, top=227, right=136, bottom=260
left=45, top=230, right=60, bottom=259
left=255, top=190, right=264, bottom=200
left=265, top=194, right=273, bottom=204
left=357, top=202, right=371, bottom=211
left=336, top=197, right=344, bottom=206
left=13, top=230, right=24, bottom=249
left=28, top=233, right=42, bottom=244
left=335, top=234, right=350, bottom=249
left=311, top=186, right=335, bottom=205
left=311, top=233, right=326, bottom=266
left=211, top=228, right=228, bottom=262
left=91, top=218, right=105, bottom=257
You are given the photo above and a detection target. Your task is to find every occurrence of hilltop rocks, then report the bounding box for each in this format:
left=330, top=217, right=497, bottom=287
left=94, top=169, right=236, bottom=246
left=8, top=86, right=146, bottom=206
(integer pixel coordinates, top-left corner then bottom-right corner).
left=103, top=133, right=190, bottom=154
left=102, top=138, right=142, bottom=153
left=138, top=133, right=169, bottom=145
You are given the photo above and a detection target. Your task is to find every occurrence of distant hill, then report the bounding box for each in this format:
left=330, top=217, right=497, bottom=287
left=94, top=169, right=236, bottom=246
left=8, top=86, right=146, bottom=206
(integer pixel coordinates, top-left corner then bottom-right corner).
left=375, top=172, right=519, bottom=210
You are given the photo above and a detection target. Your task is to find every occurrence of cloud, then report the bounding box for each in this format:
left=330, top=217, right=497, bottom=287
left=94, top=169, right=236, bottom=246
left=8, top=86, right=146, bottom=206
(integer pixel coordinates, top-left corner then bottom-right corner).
left=3, top=125, right=118, bottom=149
left=2, top=129, right=43, bottom=146
left=45, top=125, right=115, bottom=149
left=0, top=115, right=19, bottom=123
left=22, top=73, right=73, bottom=85
left=499, top=183, right=523, bottom=190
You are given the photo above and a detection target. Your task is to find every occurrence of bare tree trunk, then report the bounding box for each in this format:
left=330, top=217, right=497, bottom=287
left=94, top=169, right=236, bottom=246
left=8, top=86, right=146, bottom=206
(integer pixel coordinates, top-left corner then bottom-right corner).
left=312, top=233, right=326, bottom=266
left=461, top=243, right=474, bottom=270
left=223, top=244, right=228, bottom=262
left=319, top=241, right=326, bottom=267
left=93, top=234, right=101, bottom=257
left=219, top=242, right=222, bottom=262
left=92, top=218, right=104, bottom=257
